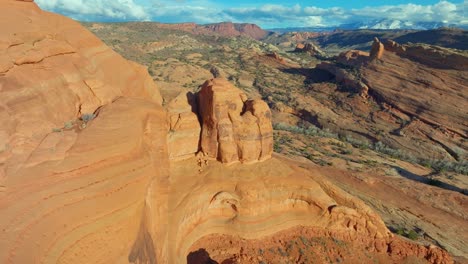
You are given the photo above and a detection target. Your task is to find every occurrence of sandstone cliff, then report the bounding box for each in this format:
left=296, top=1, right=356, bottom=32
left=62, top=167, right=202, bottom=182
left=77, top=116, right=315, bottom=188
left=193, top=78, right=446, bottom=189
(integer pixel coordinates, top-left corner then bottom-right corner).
left=198, top=22, right=268, bottom=40
left=0, top=1, right=167, bottom=263
left=133, top=21, right=268, bottom=40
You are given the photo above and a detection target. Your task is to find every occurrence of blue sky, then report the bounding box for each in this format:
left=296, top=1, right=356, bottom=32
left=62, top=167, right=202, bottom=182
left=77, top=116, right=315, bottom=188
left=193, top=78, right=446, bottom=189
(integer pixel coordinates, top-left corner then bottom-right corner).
left=35, top=0, right=467, bottom=28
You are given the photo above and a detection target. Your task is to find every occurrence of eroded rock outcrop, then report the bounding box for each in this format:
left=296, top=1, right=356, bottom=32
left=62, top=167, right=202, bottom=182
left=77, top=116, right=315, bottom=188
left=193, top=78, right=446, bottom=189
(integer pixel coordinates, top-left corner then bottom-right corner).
left=198, top=78, right=273, bottom=164
left=0, top=1, right=168, bottom=263
left=170, top=156, right=453, bottom=264
left=167, top=92, right=201, bottom=160
left=384, top=39, right=407, bottom=53
left=295, top=42, right=325, bottom=57
left=317, top=61, right=370, bottom=98
left=370, top=37, right=385, bottom=60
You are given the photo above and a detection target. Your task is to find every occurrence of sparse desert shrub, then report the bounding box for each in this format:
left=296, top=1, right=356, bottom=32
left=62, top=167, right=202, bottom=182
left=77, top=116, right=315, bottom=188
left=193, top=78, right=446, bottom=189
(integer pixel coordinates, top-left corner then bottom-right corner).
left=81, top=113, right=96, bottom=122
left=396, top=228, right=420, bottom=240
left=273, top=141, right=283, bottom=152
left=429, top=159, right=468, bottom=175
left=407, top=230, right=420, bottom=240
left=64, top=120, right=74, bottom=129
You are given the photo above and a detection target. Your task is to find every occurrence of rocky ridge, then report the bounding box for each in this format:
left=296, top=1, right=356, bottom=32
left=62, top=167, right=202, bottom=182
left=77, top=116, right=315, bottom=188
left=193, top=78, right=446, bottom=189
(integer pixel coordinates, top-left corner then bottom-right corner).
left=128, top=21, right=268, bottom=40
left=317, top=38, right=467, bottom=161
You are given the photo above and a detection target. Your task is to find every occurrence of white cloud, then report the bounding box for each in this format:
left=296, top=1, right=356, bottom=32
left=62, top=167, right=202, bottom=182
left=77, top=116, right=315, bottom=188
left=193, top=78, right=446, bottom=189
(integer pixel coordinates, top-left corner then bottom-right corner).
left=349, top=1, right=461, bottom=23
left=35, top=0, right=466, bottom=28
left=36, top=0, right=150, bottom=21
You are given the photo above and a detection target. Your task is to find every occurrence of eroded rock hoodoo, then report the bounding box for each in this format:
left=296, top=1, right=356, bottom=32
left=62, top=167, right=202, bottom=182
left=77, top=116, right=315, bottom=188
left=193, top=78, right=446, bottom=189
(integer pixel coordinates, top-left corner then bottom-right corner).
left=198, top=78, right=273, bottom=164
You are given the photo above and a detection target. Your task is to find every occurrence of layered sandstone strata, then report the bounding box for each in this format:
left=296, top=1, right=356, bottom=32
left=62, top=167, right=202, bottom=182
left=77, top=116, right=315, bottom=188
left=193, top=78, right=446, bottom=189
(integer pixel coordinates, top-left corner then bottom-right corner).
left=166, top=92, right=201, bottom=160
left=198, top=78, right=273, bottom=164
left=317, top=38, right=467, bottom=160
left=0, top=1, right=167, bottom=263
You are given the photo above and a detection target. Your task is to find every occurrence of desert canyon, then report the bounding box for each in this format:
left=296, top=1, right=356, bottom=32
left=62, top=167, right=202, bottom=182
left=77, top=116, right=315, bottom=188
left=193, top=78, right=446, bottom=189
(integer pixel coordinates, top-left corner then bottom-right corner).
left=0, top=0, right=467, bottom=264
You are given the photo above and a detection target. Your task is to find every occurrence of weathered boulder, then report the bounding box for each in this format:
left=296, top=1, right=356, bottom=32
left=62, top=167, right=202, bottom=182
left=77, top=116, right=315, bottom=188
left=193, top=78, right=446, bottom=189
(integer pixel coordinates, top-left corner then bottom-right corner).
left=198, top=78, right=273, bottom=164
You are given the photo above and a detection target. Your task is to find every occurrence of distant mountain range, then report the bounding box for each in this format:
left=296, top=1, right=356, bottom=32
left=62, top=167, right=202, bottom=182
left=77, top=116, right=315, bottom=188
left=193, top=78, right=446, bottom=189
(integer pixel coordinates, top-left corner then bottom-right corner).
left=269, top=19, right=467, bottom=32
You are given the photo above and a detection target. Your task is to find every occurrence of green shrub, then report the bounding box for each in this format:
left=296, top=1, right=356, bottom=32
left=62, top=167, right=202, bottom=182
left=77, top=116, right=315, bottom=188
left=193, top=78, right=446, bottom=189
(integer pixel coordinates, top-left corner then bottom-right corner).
left=81, top=113, right=96, bottom=122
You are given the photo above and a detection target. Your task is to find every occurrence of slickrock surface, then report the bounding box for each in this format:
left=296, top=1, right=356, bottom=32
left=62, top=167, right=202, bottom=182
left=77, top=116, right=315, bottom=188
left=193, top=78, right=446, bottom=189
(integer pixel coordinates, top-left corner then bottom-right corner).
left=0, top=0, right=162, bottom=176
left=174, top=155, right=452, bottom=264
left=198, top=78, right=273, bottom=164
left=317, top=39, right=467, bottom=160
left=0, top=1, right=168, bottom=263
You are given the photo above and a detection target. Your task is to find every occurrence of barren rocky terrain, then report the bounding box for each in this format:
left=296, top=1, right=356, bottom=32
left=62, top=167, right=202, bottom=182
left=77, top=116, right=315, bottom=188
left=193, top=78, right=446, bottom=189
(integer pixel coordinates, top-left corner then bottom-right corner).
left=0, top=0, right=466, bottom=263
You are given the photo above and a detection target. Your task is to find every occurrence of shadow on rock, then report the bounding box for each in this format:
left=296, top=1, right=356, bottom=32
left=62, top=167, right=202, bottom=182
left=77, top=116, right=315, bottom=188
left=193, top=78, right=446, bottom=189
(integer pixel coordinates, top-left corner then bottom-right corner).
left=392, top=166, right=467, bottom=195
left=187, top=249, right=218, bottom=264
left=280, top=67, right=335, bottom=85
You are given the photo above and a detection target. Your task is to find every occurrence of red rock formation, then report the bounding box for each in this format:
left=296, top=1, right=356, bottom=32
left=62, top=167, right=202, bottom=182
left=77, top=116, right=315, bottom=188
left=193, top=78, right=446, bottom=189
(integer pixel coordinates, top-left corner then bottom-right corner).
left=198, top=22, right=268, bottom=40
left=189, top=226, right=453, bottom=263
left=370, top=37, right=385, bottom=60
left=295, top=42, right=325, bottom=56
left=198, top=78, right=273, bottom=164
left=336, top=50, right=370, bottom=67
left=384, top=39, right=406, bottom=53
left=316, top=39, right=467, bottom=160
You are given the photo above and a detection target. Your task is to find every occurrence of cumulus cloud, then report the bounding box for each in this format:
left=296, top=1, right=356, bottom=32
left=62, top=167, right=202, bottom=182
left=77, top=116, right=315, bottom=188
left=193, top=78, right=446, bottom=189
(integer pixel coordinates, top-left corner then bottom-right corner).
left=35, top=0, right=466, bottom=28
left=35, top=0, right=150, bottom=21
left=349, top=1, right=461, bottom=23
left=222, top=1, right=465, bottom=28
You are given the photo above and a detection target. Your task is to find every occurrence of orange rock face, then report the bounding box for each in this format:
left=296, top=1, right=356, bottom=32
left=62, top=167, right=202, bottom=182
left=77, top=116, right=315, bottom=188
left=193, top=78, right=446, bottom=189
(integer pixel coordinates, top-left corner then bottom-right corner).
left=370, top=37, right=385, bottom=60
left=198, top=78, right=273, bottom=164
left=199, top=22, right=268, bottom=40
left=0, top=0, right=162, bottom=174
left=0, top=1, right=167, bottom=263
left=167, top=92, right=201, bottom=160
left=154, top=21, right=268, bottom=40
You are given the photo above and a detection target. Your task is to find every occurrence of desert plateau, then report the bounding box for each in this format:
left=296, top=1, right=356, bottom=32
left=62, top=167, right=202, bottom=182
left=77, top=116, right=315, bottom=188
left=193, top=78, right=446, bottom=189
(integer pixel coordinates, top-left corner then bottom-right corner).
left=0, top=0, right=467, bottom=263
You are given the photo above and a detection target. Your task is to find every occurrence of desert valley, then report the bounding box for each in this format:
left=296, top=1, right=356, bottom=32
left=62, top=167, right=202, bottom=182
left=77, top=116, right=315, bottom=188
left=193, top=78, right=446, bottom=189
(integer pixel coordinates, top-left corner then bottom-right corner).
left=0, top=0, right=467, bottom=263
